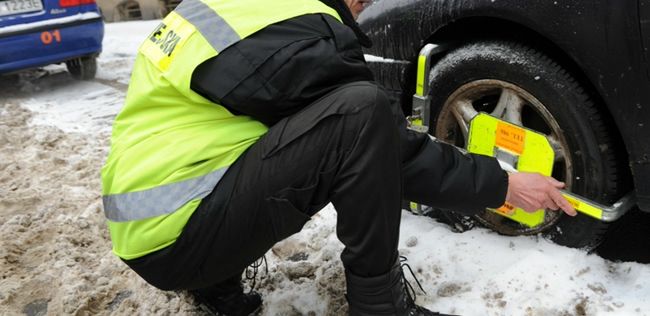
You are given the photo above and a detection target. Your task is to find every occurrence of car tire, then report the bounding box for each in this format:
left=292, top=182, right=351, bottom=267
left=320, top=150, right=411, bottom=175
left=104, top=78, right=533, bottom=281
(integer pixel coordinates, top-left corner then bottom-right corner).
left=426, top=40, right=624, bottom=249
left=66, top=56, right=97, bottom=80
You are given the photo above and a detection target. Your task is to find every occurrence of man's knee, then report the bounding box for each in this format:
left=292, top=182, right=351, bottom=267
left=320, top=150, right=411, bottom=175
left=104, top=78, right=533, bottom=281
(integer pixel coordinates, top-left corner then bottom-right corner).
left=323, top=82, right=396, bottom=133
left=333, top=81, right=391, bottom=114
left=328, top=83, right=400, bottom=154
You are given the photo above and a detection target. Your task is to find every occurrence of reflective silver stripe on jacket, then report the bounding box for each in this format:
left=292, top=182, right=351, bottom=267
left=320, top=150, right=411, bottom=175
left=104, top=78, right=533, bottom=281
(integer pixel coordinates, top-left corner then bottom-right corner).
left=103, top=167, right=228, bottom=222
left=175, top=0, right=241, bottom=52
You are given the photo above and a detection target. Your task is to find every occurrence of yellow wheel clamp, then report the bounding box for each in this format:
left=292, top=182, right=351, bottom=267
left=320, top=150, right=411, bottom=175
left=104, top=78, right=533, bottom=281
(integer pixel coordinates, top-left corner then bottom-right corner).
left=406, top=44, right=636, bottom=226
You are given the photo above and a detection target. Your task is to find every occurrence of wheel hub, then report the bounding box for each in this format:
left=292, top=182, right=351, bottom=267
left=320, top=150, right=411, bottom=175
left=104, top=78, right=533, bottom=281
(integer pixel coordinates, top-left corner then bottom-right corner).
left=435, top=79, right=573, bottom=235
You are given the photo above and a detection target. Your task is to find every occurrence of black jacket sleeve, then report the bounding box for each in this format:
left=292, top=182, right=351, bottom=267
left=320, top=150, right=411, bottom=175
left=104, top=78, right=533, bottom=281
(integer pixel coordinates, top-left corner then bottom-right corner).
left=403, top=139, right=509, bottom=214
left=190, top=13, right=508, bottom=213
left=191, top=14, right=372, bottom=126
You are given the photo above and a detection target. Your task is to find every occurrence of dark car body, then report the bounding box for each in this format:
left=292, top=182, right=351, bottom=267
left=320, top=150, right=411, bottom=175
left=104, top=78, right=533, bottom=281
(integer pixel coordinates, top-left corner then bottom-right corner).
left=359, top=0, right=650, bottom=212
left=0, top=0, right=104, bottom=75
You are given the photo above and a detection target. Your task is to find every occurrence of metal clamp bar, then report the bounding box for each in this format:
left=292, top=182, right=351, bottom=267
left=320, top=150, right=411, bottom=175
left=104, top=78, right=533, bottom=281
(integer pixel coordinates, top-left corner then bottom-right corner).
left=498, top=159, right=636, bottom=222
left=407, top=43, right=440, bottom=133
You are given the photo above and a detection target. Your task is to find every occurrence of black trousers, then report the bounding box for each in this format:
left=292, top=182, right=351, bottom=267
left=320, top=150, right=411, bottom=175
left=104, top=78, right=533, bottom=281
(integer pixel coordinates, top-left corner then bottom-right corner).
left=125, top=82, right=404, bottom=290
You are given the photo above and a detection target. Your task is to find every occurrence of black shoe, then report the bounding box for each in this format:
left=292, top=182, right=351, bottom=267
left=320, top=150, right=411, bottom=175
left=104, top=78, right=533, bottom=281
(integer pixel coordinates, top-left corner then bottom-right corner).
left=345, top=256, right=457, bottom=316
left=191, top=289, right=262, bottom=316
left=190, top=273, right=262, bottom=316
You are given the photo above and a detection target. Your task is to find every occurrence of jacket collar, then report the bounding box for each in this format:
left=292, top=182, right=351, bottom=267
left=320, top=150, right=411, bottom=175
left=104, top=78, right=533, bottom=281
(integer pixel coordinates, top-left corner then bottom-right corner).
left=319, top=0, right=372, bottom=48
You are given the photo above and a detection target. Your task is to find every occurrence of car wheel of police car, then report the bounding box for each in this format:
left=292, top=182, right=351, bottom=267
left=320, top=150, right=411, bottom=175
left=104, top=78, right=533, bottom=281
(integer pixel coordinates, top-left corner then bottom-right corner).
left=426, top=40, right=627, bottom=249
left=66, top=56, right=97, bottom=80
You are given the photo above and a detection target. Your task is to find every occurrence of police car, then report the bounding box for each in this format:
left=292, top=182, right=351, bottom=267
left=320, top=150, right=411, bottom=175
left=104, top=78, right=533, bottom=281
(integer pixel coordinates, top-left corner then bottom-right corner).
left=0, top=0, right=104, bottom=79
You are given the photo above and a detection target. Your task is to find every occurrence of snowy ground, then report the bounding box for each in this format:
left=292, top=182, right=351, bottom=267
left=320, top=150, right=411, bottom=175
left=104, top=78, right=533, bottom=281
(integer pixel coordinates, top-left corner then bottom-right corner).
left=2, top=20, right=650, bottom=316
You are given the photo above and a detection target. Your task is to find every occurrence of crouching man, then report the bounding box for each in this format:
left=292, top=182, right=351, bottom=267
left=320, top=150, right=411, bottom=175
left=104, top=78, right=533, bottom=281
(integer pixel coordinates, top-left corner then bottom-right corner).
left=101, top=0, right=575, bottom=315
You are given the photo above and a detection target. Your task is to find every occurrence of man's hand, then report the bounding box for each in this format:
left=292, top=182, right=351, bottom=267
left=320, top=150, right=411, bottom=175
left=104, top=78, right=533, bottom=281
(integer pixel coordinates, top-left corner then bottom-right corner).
left=506, top=172, right=577, bottom=216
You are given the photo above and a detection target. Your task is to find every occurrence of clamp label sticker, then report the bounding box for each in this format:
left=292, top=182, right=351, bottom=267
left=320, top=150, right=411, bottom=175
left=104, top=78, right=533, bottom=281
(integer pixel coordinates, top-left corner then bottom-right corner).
left=495, top=121, right=526, bottom=155
left=562, top=194, right=604, bottom=220
left=496, top=202, right=516, bottom=215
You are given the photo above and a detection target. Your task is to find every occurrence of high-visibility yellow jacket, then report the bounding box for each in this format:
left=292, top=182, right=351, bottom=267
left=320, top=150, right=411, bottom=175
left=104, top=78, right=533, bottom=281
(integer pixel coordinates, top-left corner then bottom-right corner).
left=101, top=0, right=340, bottom=260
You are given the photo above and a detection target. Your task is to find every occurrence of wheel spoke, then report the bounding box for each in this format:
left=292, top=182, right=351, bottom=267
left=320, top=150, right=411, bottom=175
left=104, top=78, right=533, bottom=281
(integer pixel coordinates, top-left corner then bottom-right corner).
left=504, top=100, right=525, bottom=126
left=455, top=119, right=469, bottom=141
left=547, top=135, right=565, bottom=163
left=490, top=88, right=519, bottom=118
left=450, top=99, right=478, bottom=140
left=491, top=88, right=525, bottom=125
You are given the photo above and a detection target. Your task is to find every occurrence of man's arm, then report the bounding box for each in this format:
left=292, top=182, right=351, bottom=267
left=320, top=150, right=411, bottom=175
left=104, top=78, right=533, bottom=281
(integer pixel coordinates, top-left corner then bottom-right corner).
left=190, top=11, right=574, bottom=217
left=190, top=12, right=510, bottom=212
